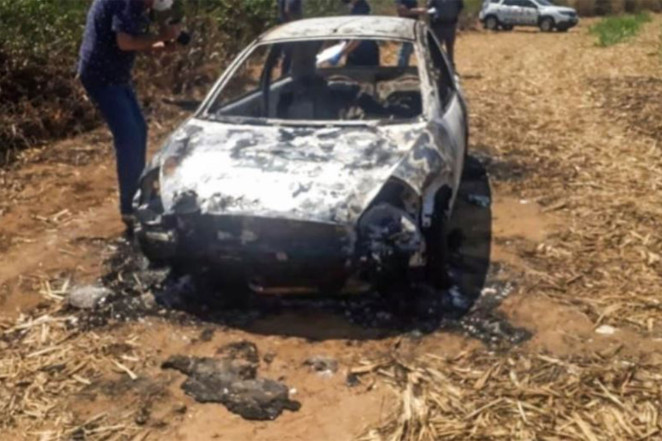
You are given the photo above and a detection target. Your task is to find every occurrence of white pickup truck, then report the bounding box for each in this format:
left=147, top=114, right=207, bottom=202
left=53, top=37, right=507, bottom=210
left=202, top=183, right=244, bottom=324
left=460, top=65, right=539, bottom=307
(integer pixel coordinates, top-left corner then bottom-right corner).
left=479, top=0, right=579, bottom=32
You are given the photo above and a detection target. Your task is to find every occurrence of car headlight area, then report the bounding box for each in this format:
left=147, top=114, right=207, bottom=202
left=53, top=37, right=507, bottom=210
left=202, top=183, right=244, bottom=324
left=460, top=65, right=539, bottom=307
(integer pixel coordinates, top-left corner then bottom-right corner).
left=357, top=180, right=425, bottom=274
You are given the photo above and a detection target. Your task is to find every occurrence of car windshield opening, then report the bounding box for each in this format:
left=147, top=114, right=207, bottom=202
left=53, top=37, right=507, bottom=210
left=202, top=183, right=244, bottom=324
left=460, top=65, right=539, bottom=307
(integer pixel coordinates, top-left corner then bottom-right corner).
left=536, top=0, right=554, bottom=5
left=206, top=39, right=422, bottom=122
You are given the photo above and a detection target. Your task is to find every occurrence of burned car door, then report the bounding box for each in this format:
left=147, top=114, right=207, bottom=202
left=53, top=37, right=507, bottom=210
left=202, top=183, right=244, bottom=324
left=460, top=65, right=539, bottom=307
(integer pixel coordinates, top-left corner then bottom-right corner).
left=422, top=29, right=467, bottom=210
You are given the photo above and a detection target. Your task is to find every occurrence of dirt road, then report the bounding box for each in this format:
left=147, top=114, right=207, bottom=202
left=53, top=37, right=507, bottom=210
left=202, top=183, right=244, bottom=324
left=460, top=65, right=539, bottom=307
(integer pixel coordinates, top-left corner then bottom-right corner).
left=1, top=17, right=661, bottom=440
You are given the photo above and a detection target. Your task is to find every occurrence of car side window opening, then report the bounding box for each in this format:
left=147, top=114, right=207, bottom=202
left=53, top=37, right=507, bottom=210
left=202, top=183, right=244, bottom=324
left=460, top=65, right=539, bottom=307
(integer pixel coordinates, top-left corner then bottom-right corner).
left=425, top=31, right=454, bottom=109
left=503, top=0, right=518, bottom=5
left=207, top=39, right=423, bottom=122
left=519, top=0, right=537, bottom=7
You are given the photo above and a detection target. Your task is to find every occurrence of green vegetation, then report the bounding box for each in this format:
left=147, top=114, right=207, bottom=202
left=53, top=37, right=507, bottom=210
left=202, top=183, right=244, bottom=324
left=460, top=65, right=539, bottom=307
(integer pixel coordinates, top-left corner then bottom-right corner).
left=0, top=0, right=278, bottom=163
left=590, top=12, right=652, bottom=46
left=0, top=0, right=489, bottom=163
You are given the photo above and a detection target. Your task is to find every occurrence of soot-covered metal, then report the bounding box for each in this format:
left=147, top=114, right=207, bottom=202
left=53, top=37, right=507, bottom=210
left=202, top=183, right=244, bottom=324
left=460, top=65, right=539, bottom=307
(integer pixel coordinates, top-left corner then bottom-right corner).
left=133, top=17, right=468, bottom=293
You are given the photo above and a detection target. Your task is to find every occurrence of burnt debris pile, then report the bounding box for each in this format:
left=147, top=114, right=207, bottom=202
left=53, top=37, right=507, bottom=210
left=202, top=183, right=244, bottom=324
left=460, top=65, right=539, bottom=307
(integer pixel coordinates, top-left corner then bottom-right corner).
left=162, top=341, right=301, bottom=420
left=83, top=232, right=529, bottom=348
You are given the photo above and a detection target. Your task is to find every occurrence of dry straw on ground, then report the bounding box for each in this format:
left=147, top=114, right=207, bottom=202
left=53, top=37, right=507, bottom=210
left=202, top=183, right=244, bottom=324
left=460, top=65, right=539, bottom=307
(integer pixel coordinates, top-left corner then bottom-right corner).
left=466, top=16, right=662, bottom=333
left=358, top=15, right=662, bottom=441
left=0, top=281, right=146, bottom=441
left=356, top=349, right=662, bottom=440
left=1, top=14, right=661, bottom=441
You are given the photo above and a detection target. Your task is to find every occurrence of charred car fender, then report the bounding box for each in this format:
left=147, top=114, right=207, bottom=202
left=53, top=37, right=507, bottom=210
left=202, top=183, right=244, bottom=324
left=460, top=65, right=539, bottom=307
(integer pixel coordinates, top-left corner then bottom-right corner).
left=357, top=177, right=425, bottom=271
left=389, top=130, right=455, bottom=227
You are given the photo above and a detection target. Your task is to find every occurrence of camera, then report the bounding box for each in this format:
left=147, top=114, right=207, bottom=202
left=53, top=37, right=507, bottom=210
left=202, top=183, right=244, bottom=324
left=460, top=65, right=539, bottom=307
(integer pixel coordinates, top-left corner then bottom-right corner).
left=168, top=18, right=191, bottom=46
left=176, top=30, right=191, bottom=46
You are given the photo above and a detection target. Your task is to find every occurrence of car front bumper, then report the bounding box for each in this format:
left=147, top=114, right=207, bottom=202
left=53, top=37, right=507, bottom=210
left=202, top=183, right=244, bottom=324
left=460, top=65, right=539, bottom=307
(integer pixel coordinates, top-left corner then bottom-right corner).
left=558, top=17, right=579, bottom=28
left=135, top=212, right=424, bottom=293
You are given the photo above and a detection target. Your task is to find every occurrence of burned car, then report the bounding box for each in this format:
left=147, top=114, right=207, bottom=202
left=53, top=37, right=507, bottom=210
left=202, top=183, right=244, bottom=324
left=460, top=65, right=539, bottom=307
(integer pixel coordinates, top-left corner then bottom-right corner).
left=134, top=16, right=468, bottom=294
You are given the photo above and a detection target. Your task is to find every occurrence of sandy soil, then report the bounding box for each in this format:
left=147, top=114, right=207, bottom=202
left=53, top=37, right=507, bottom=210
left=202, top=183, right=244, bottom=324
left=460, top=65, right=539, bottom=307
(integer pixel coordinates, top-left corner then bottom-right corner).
left=1, top=16, right=661, bottom=441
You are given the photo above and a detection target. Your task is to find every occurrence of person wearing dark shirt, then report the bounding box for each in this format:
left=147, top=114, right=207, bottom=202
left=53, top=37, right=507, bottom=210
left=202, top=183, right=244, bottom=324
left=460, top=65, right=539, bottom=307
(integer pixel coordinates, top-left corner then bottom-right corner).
left=277, top=0, right=303, bottom=23
left=342, top=0, right=379, bottom=67
left=348, top=0, right=370, bottom=14
left=78, top=0, right=180, bottom=229
left=278, top=0, right=303, bottom=75
left=395, top=0, right=428, bottom=66
left=428, top=0, right=464, bottom=66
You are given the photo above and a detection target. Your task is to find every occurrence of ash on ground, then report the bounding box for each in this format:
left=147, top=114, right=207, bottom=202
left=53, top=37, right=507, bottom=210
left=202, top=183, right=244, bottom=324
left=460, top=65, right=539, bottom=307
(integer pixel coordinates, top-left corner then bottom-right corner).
left=162, top=341, right=301, bottom=420
left=78, top=237, right=530, bottom=350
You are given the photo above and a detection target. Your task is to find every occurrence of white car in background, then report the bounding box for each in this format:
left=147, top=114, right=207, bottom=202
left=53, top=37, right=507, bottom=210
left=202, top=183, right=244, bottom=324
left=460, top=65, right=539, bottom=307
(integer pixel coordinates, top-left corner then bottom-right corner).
left=479, top=0, right=579, bottom=32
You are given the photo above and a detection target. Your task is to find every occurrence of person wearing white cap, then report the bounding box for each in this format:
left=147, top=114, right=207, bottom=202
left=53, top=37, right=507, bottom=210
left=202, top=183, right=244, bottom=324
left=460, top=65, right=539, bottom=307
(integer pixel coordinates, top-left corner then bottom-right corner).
left=78, top=0, right=181, bottom=232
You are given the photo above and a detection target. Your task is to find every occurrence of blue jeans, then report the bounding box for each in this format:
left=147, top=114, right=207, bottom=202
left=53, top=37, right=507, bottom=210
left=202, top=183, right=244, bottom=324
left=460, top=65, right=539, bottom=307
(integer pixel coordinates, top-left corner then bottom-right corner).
left=82, top=82, right=147, bottom=215
left=398, top=42, right=414, bottom=67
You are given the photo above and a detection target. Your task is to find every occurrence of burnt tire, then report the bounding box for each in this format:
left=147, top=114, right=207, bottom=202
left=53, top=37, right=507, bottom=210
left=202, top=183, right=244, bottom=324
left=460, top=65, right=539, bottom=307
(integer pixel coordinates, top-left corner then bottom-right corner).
left=539, top=17, right=554, bottom=32
left=424, top=188, right=453, bottom=290
left=425, top=215, right=451, bottom=290
left=374, top=256, right=422, bottom=317
left=484, top=16, right=499, bottom=31
left=136, top=236, right=170, bottom=269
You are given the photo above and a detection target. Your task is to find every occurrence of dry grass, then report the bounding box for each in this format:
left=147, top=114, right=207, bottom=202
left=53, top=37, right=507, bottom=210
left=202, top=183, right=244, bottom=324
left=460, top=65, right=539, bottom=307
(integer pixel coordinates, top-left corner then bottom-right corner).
left=1, top=12, right=661, bottom=441
left=357, top=13, right=662, bottom=441
left=590, top=76, right=662, bottom=142
left=355, top=349, right=662, bottom=440
left=0, top=281, right=145, bottom=440
left=465, top=15, right=662, bottom=333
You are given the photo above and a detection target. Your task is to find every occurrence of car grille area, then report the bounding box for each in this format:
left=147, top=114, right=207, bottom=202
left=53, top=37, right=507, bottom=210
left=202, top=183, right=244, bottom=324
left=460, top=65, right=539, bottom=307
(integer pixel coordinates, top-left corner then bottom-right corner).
left=175, top=215, right=355, bottom=288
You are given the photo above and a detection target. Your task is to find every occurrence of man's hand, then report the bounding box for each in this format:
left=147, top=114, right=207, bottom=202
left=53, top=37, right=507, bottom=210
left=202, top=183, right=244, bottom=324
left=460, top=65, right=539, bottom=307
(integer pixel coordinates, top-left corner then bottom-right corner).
left=116, top=24, right=181, bottom=52
left=151, top=40, right=179, bottom=53
left=158, top=24, right=181, bottom=42
left=396, top=4, right=428, bottom=17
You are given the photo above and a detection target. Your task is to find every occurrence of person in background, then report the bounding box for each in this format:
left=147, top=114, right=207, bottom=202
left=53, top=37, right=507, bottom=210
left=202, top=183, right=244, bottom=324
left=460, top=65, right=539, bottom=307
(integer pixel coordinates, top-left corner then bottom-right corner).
left=277, top=0, right=303, bottom=23
left=395, top=0, right=428, bottom=67
left=428, top=0, right=464, bottom=67
left=78, top=0, right=181, bottom=231
left=346, top=0, right=370, bottom=15
left=337, top=0, right=379, bottom=67
left=278, top=0, right=303, bottom=74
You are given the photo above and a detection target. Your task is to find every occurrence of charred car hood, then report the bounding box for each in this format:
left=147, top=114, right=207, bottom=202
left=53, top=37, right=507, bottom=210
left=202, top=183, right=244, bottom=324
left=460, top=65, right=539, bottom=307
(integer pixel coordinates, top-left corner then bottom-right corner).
left=157, top=119, right=426, bottom=225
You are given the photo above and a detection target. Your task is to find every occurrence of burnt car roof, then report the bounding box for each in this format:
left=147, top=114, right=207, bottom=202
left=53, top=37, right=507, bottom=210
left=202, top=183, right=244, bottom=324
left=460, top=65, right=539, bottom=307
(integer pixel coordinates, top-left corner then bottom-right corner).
left=259, top=16, right=417, bottom=43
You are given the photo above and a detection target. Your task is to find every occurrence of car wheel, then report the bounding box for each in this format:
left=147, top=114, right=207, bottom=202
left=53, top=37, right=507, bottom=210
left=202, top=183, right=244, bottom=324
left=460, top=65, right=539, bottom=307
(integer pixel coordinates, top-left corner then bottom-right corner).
left=424, top=199, right=451, bottom=290
left=539, top=17, right=554, bottom=32
left=485, top=16, right=499, bottom=31
left=502, top=24, right=514, bottom=31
